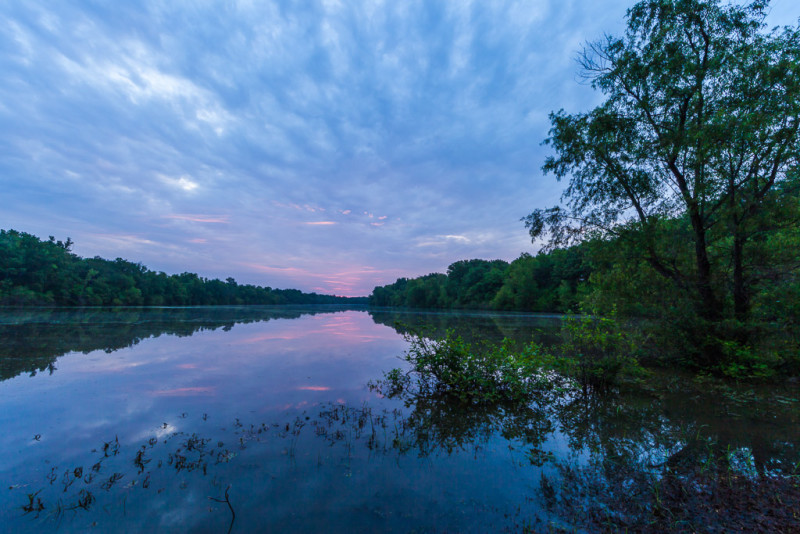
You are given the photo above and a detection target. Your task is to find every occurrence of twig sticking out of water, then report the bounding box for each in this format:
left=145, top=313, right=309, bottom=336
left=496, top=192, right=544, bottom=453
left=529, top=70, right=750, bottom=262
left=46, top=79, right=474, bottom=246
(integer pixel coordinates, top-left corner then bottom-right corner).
left=209, top=484, right=235, bottom=534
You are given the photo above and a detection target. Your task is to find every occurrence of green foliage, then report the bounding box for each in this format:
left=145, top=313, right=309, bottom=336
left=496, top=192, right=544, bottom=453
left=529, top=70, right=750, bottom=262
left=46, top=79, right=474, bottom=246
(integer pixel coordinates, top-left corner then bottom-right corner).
left=554, top=308, right=645, bottom=392
left=383, top=312, right=646, bottom=403
left=370, top=250, right=590, bottom=312
left=717, top=339, right=778, bottom=380
left=527, top=0, right=800, bottom=353
left=0, top=229, right=366, bottom=307
left=391, top=330, right=552, bottom=405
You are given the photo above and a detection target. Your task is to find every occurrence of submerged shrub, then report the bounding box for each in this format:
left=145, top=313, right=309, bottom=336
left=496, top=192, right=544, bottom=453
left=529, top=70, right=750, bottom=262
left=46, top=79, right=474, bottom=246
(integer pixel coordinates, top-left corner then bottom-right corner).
left=555, top=307, right=644, bottom=392
left=381, top=310, right=646, bottom=405
left=392, top=330, right=552, bottom=405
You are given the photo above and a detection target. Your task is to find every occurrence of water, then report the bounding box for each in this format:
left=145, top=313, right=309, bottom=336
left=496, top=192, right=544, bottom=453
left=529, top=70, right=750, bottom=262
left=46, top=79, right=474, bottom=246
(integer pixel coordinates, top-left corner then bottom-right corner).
left=0, top=307, right=797, bottom=532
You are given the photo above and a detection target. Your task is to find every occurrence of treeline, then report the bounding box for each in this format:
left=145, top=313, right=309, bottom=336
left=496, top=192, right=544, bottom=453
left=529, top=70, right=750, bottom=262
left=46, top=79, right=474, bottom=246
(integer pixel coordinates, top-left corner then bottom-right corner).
left=0, top=229, right=367, bottom=307
left=370, top=246, right=591, bottom=313
left=370, top=211, right=800, bottom=377
left=370, top=220, right=800, bottom=325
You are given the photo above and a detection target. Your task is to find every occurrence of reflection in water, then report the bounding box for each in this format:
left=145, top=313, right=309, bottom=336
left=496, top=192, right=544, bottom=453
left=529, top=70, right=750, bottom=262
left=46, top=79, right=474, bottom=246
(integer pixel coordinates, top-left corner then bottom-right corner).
left=151, top=387, right=217, bottom=397
left=538, top=383, right=800, bottom=531
left=370, top=379, right=556, bottom=462
left=368, top=308, right=563, bottom=345
left=0, top=307, right=798, bottom=533
left=0, top=306, right=358, bottom=382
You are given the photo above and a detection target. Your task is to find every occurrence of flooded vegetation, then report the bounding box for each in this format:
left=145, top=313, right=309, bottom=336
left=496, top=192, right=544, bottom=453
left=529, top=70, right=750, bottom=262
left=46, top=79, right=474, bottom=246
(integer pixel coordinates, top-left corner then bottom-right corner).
left=1, top=307, right=798, bottom=532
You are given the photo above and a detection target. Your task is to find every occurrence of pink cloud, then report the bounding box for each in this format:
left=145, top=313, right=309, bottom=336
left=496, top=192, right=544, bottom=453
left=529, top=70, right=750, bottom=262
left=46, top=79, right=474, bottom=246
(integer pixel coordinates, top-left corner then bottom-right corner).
left=296, top=386, right=331, bottom=391
left=240, top=260, right=410, bottom=297
left=304, top=221, right=337, bottom=225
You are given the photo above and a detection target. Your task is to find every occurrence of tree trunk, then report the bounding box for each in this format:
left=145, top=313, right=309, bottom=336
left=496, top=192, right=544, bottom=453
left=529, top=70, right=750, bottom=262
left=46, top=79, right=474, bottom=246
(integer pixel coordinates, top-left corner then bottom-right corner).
left=732, top=233, right=748, bottom=322
left=690, top=211, right=721, bottom=322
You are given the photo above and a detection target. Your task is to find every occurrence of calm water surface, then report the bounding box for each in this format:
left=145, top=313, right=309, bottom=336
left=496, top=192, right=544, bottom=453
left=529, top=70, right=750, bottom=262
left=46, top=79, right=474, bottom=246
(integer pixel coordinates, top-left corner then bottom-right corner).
left=0, top=307, right=797, bottom=532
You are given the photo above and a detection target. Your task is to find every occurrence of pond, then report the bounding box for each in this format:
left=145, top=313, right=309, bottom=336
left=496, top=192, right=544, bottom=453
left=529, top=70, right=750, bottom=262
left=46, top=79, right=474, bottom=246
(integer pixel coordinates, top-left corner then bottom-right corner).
left=0, top=306, right=797, bottom=532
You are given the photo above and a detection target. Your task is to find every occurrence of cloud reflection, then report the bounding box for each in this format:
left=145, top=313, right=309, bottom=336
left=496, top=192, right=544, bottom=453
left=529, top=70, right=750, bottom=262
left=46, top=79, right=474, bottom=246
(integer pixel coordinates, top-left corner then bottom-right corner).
left=151, top=387, right=216, bottom=397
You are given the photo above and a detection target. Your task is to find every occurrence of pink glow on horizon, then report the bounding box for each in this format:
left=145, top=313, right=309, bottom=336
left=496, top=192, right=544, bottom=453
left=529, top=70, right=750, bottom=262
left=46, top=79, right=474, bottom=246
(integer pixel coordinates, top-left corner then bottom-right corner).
left=231, top=315, right=395, bottom=345
left=240, top=261, right=409, bottom=297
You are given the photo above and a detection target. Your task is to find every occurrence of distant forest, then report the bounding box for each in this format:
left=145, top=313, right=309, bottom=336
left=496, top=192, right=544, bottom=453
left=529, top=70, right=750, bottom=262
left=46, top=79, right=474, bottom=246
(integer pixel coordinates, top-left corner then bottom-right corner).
left=370, top=250, right=589, bottom=314
left=0, top=229, right=366, bottom=307
left=370, top=218, right=799, bottom=332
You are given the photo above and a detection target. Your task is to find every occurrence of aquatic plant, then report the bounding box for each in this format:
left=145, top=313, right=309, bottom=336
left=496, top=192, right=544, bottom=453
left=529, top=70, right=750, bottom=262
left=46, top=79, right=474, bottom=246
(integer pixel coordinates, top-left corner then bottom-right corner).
left=388, top=329, right=553, bottom=405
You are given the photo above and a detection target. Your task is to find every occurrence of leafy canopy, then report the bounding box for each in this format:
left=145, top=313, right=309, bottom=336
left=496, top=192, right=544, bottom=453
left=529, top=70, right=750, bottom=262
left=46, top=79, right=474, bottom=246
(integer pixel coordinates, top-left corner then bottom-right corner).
left=526, top=0, right=800, bottom=324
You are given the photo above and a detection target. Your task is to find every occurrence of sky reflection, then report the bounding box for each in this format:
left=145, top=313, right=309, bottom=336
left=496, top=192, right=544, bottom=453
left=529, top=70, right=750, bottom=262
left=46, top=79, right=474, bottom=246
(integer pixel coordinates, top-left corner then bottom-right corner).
left=1, top=308, right=796, bottom=533
left=150, top=387, right=217, bottom=397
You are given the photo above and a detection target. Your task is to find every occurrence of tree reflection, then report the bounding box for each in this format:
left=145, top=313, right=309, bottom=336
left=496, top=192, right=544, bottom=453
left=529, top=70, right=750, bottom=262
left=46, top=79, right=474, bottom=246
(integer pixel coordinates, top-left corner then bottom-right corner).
left=368, top=308, right=562, bottom=346
left=540, top=382, right=800, bottom=532
left=370, top=315, right=800, bottom=532
left=0, top=306, right=357, bottom=381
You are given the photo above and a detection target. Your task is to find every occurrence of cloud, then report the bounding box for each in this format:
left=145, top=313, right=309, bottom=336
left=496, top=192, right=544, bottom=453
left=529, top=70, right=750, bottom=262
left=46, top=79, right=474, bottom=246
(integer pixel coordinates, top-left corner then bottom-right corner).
left=4, top=1, right=794, bottom=296
left=441, top=235, right=470, bottom=243
left=158, top=174, right=200, bottom=192
left=165, top=214, right=230, bottom=224
left=86, top=233, right=157, bottom=247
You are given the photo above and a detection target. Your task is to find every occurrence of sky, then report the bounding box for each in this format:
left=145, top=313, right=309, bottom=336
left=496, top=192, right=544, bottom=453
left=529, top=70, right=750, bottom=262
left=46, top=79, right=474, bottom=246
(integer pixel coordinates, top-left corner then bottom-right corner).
left=2, top=1, right=797, bottom=296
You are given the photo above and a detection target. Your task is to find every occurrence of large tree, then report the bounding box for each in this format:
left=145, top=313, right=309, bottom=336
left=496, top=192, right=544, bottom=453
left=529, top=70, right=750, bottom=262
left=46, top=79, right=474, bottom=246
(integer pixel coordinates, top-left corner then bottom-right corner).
left=527, top=0, right=800, bottom=332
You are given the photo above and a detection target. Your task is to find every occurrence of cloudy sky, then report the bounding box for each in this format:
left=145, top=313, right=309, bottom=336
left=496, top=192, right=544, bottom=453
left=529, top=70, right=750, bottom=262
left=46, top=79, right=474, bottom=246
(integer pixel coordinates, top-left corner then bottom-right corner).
left=2, top=1, right=796, bottom=296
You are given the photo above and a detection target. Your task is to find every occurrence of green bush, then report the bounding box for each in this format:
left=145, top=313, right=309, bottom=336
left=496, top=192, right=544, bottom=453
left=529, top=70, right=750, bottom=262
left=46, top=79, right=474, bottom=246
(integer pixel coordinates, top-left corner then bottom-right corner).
left=391, top=330, right=552, bottom=404
left=554, top=308, right=644, bottom=392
